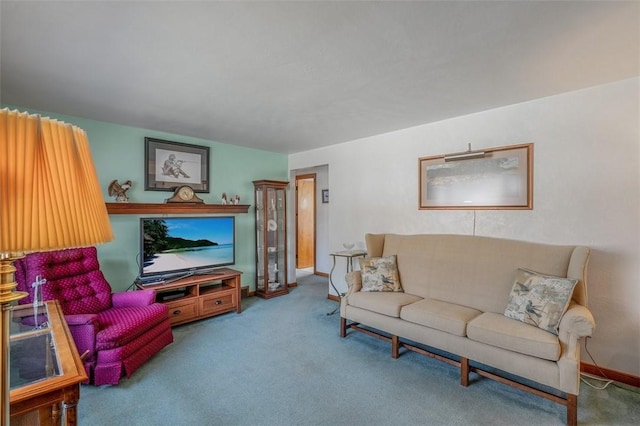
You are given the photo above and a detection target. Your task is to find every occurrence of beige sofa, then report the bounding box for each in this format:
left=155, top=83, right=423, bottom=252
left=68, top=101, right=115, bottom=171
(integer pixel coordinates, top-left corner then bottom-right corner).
left=340, top=234, right=594, bottom=425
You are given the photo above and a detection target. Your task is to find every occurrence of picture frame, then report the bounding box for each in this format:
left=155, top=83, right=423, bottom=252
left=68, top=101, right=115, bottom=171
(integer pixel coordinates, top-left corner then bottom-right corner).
left=419, top=143, right=533, bottom=210
left=145, top=137, right=210, bottom=192
left=322, top=189, right=329, bottom=204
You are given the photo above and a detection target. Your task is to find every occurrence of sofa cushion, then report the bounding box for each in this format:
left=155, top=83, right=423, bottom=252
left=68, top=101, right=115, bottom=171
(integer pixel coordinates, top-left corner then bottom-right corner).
left=359, top=255, right=402, bottom=292
left=400, top=299, right=482, bottom=337
left=348, top=292, right=422, bottom=318
left=504, top=268, right=578, bottom=335
left=467, top=312, right=561, bottom=361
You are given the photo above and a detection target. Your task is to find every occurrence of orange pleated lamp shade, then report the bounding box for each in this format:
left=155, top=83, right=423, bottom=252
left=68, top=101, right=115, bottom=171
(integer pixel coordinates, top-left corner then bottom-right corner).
left=0, top=108, right=113, bottom=254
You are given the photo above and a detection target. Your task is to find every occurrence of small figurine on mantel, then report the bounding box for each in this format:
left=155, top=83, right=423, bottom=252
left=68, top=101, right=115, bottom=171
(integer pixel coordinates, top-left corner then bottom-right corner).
left=108, top=180, right=132, bottom=202
left=221, top=193, right=240, bottom=205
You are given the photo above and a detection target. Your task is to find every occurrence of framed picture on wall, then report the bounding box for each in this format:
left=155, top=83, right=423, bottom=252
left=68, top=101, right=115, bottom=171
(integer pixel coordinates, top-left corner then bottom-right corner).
left=419, top=143, right=533, bottom=210
left=145, top=137, right=210, bottom=192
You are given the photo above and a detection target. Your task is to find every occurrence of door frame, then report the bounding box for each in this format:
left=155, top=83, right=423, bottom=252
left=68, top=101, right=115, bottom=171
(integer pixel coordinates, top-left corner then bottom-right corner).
left=295, top=173, right=316, bottom=273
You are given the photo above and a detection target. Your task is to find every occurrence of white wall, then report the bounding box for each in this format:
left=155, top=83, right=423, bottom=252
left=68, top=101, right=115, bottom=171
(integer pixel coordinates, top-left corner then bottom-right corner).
left=289, top=77, right=640, bottom=377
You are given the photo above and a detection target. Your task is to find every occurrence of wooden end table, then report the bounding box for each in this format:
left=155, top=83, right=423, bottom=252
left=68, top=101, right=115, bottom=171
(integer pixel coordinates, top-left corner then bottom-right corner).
left=327, top=250, right=367, bottom=315
left=10, top=300, right=87, bottom=425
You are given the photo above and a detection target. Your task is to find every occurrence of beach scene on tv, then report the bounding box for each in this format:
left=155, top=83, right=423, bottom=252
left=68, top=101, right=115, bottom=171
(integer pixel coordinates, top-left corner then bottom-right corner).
left=141, top=217, right=234, bottom=276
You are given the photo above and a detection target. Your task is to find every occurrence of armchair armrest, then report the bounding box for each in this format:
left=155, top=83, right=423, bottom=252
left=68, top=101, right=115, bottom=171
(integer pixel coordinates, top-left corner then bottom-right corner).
left=112, top=289, right=156, bottom=307
left=64, top=314, right=99, bottom=362
left=64, top=313, right=99, bottom=326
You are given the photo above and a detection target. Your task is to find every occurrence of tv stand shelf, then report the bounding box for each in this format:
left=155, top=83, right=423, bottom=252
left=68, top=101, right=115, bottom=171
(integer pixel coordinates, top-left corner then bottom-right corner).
left=136, top=268, right=242, bottom=326
left=106, top=203, right=250, bottom=215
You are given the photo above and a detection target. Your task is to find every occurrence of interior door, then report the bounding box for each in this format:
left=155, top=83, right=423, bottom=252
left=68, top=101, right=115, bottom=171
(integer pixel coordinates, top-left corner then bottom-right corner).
left=296, top=174, right=316, bottom=270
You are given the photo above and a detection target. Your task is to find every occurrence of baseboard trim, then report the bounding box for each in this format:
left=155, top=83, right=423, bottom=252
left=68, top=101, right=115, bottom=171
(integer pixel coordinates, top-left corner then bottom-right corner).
left=327, top=294, right=339, bottom=302
left=581, top=362, right=640, bottom=388
left=315, top=272, right=329, bottom=278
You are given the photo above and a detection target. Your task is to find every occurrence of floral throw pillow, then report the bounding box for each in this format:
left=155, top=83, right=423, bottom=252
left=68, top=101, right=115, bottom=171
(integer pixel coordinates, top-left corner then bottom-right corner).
left=358, top=255, right=402, bottom=292
left=504, top=268, right=578, bottom=335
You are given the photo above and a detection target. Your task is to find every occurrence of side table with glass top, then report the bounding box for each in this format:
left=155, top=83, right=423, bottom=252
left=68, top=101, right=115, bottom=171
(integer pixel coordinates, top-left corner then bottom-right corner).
left=328, top=250, right=367, bottom=315
left=9, top=300, right=87, bottom=426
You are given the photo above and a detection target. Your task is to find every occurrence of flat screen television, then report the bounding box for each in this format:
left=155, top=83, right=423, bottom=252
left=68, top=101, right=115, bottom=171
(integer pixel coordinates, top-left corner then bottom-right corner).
left=139, top=216, right=235, bottom=280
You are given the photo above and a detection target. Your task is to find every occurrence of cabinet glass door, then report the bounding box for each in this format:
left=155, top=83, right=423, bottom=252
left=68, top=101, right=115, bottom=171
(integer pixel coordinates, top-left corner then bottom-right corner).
left=256, top=185, right=265, bottom=290
left=254, top=180, right=289, bottom=298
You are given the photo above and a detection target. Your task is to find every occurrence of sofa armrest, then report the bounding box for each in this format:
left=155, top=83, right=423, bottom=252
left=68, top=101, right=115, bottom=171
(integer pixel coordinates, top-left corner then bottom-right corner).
left=559, top=303, right=595, bottom=338
left=112, top=289, right=156, bottom=307
left=341, top=271, right=362, bottom=318
left=345, top=271, right=362, bottom=295
left=557, top=303, right=595, bottom=392
left=558, top=303, right=595, bottom=363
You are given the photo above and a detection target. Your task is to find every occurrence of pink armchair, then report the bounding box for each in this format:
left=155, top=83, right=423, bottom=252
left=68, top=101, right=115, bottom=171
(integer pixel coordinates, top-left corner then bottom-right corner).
left=14, top=247, right=173, bottom=385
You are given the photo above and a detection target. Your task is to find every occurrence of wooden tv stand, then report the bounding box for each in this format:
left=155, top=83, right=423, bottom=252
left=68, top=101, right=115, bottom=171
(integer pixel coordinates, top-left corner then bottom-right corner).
left=136, top=268, right=242, bottom=326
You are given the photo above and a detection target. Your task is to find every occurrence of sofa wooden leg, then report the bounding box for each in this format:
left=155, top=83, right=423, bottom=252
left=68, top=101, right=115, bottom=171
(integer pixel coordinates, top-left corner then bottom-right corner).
left=567, top=393, right=577, bottom=426
left=460, top=357, right=469, bottom=387
left=391, top=335, right=399, bottom=359
left=340, top=317, right=347, bottom=337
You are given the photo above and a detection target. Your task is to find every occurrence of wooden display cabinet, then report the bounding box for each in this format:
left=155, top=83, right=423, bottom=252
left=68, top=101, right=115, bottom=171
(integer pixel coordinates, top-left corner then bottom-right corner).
left=253, top=180, right=289, bottom=299
left=136, top=268, right=242, bottom=326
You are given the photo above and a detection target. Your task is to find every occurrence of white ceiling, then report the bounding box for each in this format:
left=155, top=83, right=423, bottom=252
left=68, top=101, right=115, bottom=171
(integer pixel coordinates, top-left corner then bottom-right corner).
left=1, top=1, right=638, bottom=154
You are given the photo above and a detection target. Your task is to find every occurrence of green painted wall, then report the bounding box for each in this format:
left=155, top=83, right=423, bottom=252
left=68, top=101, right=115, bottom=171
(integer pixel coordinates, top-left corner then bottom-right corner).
left=3, top=105, right=288, bottom=291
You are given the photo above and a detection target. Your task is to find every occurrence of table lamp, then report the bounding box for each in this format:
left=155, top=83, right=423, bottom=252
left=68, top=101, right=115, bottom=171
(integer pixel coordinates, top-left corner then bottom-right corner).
left=0, top=108, right=113, bottom=425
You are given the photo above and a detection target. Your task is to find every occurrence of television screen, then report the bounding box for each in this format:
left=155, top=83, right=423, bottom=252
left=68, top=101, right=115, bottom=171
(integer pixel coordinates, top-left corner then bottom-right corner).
left=140, top=216, right=235, bottom=279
